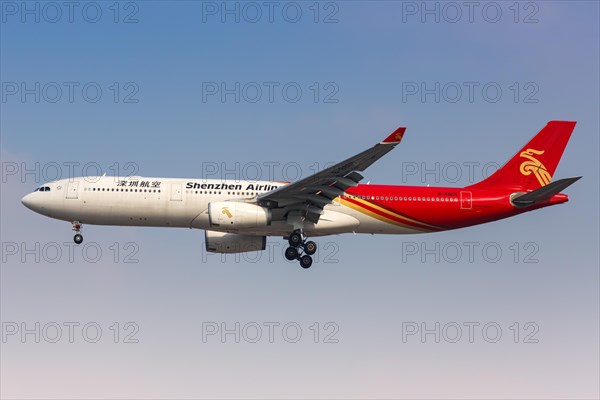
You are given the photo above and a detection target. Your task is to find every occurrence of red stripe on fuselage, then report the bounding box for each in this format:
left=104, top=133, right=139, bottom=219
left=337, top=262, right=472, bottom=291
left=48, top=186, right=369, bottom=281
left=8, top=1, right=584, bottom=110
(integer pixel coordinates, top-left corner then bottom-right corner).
left=342, top=184, right=537, bottom=231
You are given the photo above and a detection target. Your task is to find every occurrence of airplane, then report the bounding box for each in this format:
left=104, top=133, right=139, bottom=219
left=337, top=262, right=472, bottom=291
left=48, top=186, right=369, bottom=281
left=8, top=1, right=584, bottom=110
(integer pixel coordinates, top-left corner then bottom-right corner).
left=21, top=121, right=580, bottom=269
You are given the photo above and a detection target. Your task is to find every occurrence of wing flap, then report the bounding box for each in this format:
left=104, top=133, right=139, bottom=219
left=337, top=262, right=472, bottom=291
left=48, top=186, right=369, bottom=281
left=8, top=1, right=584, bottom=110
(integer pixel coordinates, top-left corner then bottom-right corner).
left=332, top=177, right=361, bottom=191
left=309, top=185, right=345, bottom=199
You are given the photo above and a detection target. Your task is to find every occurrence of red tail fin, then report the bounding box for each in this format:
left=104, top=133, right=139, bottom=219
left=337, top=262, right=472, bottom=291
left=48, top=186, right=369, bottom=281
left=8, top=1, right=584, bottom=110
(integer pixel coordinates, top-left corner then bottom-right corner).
left=468, top=121, right=576, bottom=191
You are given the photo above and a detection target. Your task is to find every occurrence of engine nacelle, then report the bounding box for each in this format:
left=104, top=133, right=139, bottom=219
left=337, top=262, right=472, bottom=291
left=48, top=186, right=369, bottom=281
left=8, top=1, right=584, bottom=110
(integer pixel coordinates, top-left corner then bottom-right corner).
left=205, top=230, right=266, bottom=254
left=208, top=201, right=271, bottom=228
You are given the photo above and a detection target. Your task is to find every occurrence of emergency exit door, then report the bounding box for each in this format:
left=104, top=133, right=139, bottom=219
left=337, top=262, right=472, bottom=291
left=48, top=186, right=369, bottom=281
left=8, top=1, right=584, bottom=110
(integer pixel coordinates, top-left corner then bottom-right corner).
left=170, top=183, right=182, bottom=201
left=66, top=181, right=79, bottom=199
left=460, top=191, right=472, bottom=210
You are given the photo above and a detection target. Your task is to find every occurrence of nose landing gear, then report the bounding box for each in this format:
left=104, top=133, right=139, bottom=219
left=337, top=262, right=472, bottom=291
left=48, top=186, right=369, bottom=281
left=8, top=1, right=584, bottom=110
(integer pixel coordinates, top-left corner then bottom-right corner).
left=285, top=229, right=317, bottom=269
left=72, top=221, right=83, bottom=244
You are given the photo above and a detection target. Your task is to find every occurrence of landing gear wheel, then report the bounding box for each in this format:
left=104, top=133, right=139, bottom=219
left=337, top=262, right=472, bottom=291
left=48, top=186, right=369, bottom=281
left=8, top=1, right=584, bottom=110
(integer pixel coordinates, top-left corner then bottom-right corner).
left=299, top=255, right=313, bottom=269
left=71, top=221, right=83, bottom=244
left=285, top=246, right=299, bottom=261
left=304, top=241, right=317, bottom=255
left=288, top=230, right=303, bottom=247
left=283, top=230, right=316, bottom=268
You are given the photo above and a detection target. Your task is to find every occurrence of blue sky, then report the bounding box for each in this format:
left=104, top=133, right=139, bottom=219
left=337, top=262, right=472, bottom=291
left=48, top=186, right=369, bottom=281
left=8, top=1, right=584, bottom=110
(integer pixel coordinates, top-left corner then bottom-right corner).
left=1, top=1, right=599, bottom=398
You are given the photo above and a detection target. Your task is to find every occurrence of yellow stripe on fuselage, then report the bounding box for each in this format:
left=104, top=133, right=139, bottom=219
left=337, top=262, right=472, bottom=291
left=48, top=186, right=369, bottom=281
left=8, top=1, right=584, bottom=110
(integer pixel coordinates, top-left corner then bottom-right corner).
left=339, top=197, right=442, bottom=232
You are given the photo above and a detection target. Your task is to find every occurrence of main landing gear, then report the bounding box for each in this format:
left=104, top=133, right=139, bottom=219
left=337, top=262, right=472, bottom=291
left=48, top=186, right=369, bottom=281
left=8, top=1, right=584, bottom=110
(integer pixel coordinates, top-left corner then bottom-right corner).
left=284, top=229, right=317, bottom=269
left=72, top=221, right=83, bottom=244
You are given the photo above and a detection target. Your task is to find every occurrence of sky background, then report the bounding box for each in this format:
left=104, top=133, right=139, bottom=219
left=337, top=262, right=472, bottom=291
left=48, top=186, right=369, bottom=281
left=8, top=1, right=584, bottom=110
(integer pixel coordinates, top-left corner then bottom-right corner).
left=1, top=1, right=599, bottom=399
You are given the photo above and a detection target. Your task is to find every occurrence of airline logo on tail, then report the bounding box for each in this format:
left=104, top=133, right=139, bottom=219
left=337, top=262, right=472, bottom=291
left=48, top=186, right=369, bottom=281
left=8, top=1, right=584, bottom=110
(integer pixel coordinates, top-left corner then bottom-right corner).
left=519, top=148, right=551, bottom=186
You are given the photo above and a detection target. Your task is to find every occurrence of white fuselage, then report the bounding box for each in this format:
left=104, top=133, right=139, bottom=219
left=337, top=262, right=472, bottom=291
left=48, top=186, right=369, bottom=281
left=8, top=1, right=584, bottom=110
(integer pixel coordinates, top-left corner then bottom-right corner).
left=21, top=176, right=425, bottom=237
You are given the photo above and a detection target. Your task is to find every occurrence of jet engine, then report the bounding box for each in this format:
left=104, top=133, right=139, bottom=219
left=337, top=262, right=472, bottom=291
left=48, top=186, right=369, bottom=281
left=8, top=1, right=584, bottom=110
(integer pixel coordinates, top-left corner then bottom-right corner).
left=208, top=201, right=271, bottom=228
left=204, top=230, right=266, bottom=253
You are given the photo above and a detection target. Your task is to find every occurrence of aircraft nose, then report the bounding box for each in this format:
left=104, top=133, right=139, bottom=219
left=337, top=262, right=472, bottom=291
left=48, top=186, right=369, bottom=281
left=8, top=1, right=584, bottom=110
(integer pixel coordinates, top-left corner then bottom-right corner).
left=21, top=193, right=37, bottom=210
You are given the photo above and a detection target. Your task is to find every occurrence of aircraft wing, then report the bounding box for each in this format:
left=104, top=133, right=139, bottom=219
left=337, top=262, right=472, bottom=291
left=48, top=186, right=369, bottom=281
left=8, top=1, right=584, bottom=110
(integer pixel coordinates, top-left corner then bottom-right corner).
left=257, top=127, right=406, bottom=223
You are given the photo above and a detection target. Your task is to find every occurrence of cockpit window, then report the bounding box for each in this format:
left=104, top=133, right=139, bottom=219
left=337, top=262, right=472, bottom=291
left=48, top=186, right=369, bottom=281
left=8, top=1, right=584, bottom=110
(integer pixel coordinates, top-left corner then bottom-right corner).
left=35, top=186, right=50, bottom=192
left=34, top=187, right=40, bottom=192
left=44, top=187, right=51, bottom=191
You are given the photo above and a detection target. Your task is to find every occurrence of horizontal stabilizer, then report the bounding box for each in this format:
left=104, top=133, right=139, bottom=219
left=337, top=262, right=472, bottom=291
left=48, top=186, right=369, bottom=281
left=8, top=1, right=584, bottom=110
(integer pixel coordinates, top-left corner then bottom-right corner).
left=512, top=176, right=581, bottom=207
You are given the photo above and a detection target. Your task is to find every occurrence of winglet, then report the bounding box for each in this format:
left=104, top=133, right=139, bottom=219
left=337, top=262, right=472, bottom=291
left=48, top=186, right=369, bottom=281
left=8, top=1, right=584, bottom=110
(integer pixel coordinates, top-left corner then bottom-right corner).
left=381, top=127, right=406, bottom=144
